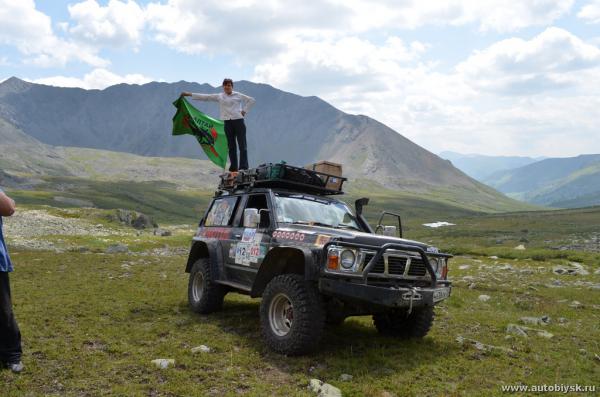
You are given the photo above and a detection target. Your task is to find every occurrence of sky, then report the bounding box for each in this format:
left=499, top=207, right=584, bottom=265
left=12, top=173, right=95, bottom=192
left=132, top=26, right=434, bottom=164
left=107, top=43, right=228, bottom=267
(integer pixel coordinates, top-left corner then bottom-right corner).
left=1, top=0, right=600, bottom=158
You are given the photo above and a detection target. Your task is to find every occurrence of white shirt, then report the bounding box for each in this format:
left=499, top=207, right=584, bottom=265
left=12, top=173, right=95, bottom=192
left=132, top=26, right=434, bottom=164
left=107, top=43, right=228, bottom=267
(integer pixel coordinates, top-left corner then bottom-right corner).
left=191, top=91, right=255, bottom=120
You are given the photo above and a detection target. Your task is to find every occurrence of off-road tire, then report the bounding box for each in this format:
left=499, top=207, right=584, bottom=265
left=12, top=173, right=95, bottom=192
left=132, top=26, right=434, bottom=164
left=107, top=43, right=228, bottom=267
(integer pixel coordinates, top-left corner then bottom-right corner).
left=188, top=258, right=226, bottom=314
left=260, top=274, right=325, bottom=355
left=373, top=306, right=434, bottom=338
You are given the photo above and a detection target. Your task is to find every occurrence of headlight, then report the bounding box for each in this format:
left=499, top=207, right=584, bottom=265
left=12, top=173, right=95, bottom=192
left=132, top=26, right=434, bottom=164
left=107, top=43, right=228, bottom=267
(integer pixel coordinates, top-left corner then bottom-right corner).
left=429, top=257, right=440, bottom=274
left=327, top=246, right=358, bottom=272
left=340, top=250, right=355, bottom=269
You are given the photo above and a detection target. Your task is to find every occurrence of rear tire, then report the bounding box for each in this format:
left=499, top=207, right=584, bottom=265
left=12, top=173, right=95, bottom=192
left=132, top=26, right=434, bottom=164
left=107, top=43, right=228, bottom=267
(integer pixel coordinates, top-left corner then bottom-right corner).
left=373, top=306, right=434, bottom=338
left=260, top=274, right=325, bottom=355
left=188, top=258, right=226, bottom=314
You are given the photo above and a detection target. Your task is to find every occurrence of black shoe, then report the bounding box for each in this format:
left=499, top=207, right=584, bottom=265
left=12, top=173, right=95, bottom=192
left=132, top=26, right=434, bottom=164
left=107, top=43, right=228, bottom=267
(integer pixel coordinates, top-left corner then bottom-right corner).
left=8, top=361, right=24, bottom=373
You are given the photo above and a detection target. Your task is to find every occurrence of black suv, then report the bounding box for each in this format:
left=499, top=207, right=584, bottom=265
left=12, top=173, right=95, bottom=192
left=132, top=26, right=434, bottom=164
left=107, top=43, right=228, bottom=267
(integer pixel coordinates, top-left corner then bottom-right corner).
left=185, top=174, right=452, bottom=355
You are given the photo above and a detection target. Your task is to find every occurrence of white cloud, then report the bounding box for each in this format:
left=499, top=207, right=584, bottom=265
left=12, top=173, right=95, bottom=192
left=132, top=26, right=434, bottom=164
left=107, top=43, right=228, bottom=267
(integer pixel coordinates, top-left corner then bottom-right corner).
left=29, top=68, right=154, bottom=89
left=67, top=0, right=146, bottom=48
left=578, top=0, right=600, bottom=23
left=247, top=25, right=600, bottom=157
left=143, top=0, right=573, bottom=60
left=0, top=0, right=108, bottom=67
left=457, top=27, right=600, bottom=95
left=335, top=0, right=574, bottom=33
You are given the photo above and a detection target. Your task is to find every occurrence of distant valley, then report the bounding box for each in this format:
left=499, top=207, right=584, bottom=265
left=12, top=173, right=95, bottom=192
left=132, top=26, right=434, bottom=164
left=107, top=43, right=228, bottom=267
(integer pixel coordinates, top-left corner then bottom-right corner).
left=483, top=154, right=600, bottom=208
left=439, top=151, right=543, bottom=181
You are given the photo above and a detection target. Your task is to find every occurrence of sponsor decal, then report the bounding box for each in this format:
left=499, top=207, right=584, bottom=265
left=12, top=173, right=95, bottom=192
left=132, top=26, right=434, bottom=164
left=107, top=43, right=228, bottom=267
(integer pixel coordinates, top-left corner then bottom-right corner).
left=242, top=228, right=257, bottom=243
left=314, top=234, right=331, bottom=247
left=234, top=242, right=265, bottom=266
left=273, top=230, right=306, bottom=241
left=198, top=227, right=230, bottom=240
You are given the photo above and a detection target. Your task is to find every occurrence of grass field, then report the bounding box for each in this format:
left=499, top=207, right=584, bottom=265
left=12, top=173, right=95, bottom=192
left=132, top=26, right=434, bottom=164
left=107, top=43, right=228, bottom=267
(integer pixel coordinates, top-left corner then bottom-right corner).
left=1, top=203, right=598, bottom=396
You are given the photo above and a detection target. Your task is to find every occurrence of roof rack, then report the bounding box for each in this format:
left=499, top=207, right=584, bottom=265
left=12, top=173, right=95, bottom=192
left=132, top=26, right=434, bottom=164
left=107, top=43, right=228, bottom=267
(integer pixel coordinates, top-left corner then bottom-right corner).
left=218, top=162, right=346, bottom=195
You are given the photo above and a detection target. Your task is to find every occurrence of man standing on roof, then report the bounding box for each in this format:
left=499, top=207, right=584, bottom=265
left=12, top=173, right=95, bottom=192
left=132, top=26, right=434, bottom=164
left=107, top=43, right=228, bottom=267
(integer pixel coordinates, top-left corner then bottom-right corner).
left=181, top=78, right=255, bottom=172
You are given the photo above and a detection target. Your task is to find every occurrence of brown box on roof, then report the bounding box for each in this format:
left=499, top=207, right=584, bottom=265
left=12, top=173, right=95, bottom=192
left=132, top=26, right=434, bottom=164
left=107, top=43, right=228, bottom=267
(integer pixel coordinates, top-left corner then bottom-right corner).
left=305, top=161, right=343, bottom=191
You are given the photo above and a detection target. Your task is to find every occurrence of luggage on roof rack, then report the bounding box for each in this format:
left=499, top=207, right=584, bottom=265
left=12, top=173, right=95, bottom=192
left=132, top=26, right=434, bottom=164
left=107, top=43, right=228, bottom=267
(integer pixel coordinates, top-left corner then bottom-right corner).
left=218, top=161, right=346, bottom=195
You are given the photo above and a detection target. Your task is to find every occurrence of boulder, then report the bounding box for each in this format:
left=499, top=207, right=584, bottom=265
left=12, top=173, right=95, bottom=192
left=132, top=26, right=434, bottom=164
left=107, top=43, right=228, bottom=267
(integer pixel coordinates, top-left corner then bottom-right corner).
left=308, top=379, right=342, bottom=397
left=114, top=209, right=158, bottom=229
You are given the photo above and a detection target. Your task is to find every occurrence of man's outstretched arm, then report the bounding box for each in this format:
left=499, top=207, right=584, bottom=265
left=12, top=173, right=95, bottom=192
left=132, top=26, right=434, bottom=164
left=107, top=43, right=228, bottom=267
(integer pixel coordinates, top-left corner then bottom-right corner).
left=181, top=92, right=220, bottom=101
left=0, top=190, right=16, bottom=217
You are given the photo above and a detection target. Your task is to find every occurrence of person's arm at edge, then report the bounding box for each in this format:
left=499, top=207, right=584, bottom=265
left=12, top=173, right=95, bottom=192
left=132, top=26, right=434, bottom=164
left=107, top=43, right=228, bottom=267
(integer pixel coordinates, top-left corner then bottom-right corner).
left=180, top=92, right=220, bottom=101
left=0, top=191, right=16, bottom=217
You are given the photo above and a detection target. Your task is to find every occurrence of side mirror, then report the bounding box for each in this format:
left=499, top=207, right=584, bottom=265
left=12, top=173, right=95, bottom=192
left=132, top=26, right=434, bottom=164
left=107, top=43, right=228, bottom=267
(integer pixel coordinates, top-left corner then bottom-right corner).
left=355, top=197, right=369, bottom=215
left=383, top=225, right=397, bottom=237
left=243, top=208, right=260, bottom=228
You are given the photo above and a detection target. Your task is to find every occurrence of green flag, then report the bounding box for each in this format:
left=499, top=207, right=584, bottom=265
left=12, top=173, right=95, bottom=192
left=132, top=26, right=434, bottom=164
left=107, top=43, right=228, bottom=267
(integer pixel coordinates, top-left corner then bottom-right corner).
left=172, top=96, right=228, bottom=169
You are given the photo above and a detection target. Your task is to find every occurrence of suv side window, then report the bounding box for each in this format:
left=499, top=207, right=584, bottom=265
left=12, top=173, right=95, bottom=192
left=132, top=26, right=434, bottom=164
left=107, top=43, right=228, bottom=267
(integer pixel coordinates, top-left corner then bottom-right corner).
left=240, top=194, right=271, bottom=229
left=204, top=196, right=239, bottom=226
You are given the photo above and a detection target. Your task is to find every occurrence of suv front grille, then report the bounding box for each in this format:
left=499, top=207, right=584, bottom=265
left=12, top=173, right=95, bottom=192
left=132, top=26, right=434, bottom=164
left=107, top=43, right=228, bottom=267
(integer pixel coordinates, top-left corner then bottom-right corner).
left=362, top=252, right=428, bottom=278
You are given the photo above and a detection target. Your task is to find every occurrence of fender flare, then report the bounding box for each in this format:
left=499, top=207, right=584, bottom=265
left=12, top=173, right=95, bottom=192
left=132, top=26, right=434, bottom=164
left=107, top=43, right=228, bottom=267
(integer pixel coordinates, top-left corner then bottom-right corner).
left=185, top=240, right=223, bottom=279
left=250, top=246, right=320, bottom=298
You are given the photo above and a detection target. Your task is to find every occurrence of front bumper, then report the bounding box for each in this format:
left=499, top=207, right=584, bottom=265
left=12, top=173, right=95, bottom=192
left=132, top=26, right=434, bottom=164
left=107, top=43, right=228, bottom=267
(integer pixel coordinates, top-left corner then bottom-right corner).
left=319, top=277, right=452, bottom=308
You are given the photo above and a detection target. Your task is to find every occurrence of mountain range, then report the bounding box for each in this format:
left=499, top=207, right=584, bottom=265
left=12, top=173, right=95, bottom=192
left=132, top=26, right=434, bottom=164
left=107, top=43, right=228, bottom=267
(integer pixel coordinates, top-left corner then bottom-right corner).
left=483, top=154, right=600, bottom=208
left=0, top=77, right=533, bottom=213
left=439, top=151, right=542, bottom=181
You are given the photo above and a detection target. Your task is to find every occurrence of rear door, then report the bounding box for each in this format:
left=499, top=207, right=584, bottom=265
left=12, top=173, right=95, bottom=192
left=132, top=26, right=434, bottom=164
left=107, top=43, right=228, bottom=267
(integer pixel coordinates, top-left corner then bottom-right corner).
left=224, top=193, right=273, bottom=285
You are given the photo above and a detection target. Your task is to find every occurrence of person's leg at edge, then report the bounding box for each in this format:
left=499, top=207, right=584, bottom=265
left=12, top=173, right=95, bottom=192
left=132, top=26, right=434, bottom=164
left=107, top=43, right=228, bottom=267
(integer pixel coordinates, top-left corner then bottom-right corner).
left=224, top=120, right=238, bottom=172
left=0, top=272, right=22, bottom=371
left=236, top=119, right=249, bottom=170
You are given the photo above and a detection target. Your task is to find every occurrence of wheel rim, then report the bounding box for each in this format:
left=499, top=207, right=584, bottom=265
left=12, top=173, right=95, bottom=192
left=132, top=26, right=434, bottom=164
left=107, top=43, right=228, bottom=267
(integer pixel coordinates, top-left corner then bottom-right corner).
left=191, top=272, right=204, bottom=302
left=269, top=293, right=294, bottom=337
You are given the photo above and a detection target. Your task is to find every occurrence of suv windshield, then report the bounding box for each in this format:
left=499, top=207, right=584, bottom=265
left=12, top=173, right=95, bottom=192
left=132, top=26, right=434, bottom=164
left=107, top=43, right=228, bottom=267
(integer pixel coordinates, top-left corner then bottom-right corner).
left=274, top=194, right=360, bottom=230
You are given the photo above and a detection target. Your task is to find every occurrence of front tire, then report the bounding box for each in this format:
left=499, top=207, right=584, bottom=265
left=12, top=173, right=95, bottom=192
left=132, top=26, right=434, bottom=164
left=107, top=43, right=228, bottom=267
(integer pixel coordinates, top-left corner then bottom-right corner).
left=260, top=274, right=325, bottom=355
left=188, top=258, right=226, bottom=314
left=373, top=306, right=434, bottom=338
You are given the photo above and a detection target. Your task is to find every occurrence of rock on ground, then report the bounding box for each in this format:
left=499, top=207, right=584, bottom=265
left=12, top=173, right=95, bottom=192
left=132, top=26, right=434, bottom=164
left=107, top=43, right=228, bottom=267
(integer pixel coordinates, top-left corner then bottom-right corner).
left=151, top=359, right=175, bottom=369
left=114, top=209, right=158, bottom=229
left=520, top=316, right=550, bottom=326
left=106, top=244, right=129, bottom=254
left=153, top=228, right=172, bottom=236
left=478, top=294, right=491, bottom=302
left=191, top=345, right=211, bottom=353
left=506, top=324, right=553, bottom=339
left=569, top=300, right=584, bottom=309
left=308, top=379, right=342, bottom=397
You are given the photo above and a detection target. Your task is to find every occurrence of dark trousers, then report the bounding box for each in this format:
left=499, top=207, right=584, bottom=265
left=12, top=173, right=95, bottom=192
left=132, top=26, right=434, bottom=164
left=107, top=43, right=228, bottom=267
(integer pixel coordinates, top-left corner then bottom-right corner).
left=224, top=119, right=248, bottom=172
left=0, top=272, right=21, bottom=363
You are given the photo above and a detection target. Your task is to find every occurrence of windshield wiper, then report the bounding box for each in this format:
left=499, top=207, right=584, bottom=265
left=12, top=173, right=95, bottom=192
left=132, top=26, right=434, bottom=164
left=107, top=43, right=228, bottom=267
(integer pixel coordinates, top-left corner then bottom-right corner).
left=336, top=224, right=361, bottom=231
left=290, top=221, right=333, bottom=228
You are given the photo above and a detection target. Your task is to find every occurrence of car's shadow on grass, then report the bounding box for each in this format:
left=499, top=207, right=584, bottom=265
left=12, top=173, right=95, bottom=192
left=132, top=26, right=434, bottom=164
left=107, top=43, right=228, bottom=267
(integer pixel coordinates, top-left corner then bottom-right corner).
left=183, top=294, right=459, bottom=379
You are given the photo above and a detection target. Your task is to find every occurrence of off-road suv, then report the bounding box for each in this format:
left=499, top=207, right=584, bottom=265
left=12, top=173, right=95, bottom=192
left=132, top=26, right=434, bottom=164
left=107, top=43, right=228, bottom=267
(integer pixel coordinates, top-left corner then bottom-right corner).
left=184, top=166, right=452, bottom=355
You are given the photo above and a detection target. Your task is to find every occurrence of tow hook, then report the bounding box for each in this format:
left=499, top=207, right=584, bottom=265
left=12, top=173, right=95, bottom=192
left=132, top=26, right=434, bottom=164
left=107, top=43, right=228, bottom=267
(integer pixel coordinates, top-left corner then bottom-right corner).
left=402, top=287, right=422, bottom=315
